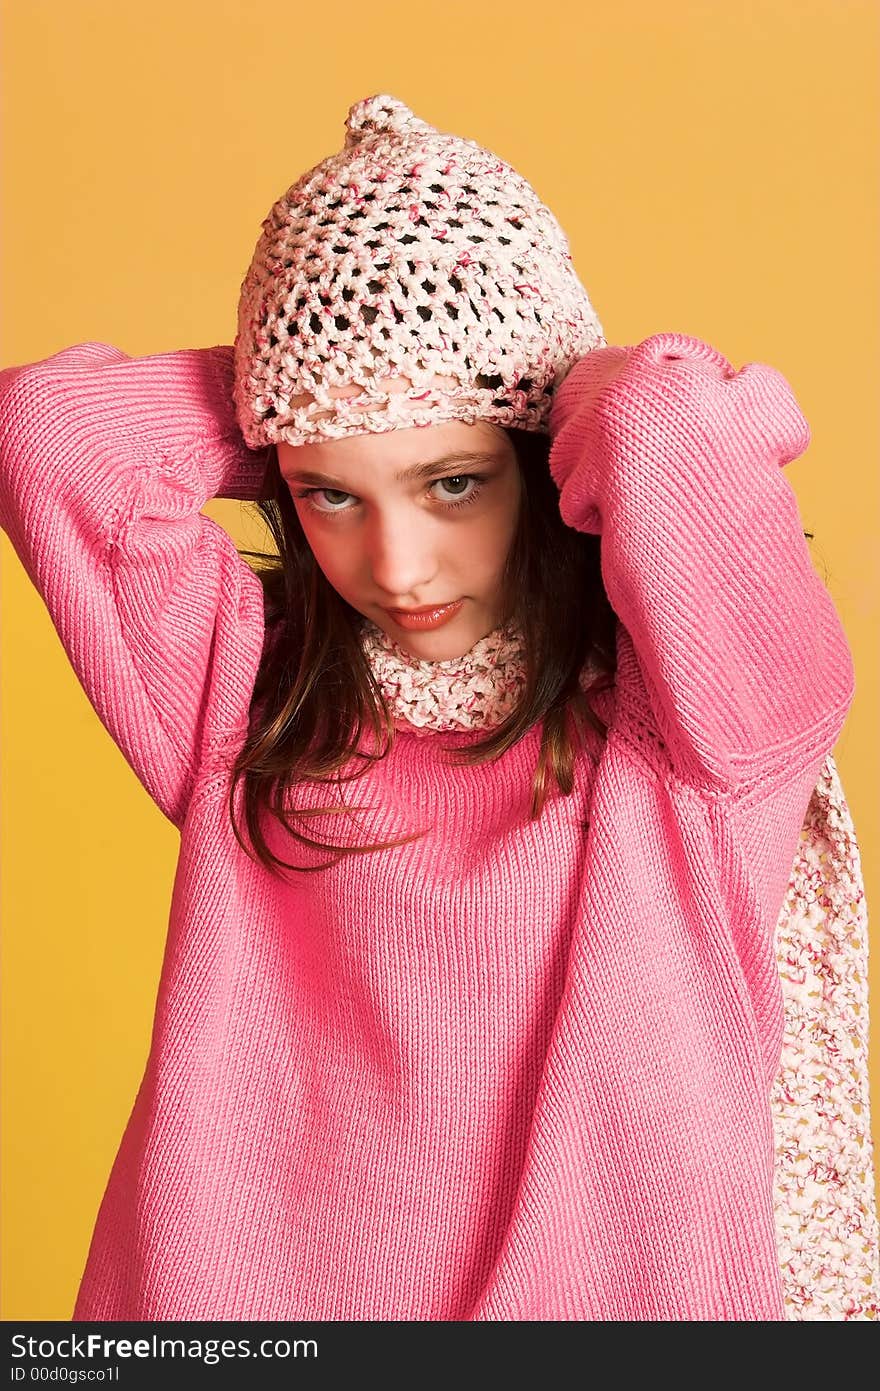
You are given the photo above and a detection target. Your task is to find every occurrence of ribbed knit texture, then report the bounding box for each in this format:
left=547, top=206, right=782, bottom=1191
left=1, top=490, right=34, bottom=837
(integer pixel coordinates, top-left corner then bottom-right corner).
left=361, top=620, right=880, bottom=1319
left=0, top=335, right=856, bottom=1320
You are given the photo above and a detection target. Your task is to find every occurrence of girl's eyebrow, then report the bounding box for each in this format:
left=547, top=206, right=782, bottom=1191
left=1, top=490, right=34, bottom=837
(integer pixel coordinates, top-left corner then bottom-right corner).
left=283, top=449, right=500, bottom=488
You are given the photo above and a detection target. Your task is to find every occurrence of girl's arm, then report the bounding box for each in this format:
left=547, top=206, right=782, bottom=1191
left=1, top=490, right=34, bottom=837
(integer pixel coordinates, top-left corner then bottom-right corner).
left=0, top=342, right=273, bottom=830
left=548, top=331, right=855, bottom=801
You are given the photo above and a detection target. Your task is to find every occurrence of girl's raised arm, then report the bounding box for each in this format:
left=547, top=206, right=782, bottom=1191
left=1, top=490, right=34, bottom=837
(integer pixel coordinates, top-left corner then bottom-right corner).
left=548, top=331, right=855, bottom=802
left=0, top=342, right=273, bottom=830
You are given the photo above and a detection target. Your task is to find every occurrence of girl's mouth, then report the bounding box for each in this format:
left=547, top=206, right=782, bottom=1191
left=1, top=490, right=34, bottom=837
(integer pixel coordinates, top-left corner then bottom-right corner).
left=384, top=599, right=465, bottom=630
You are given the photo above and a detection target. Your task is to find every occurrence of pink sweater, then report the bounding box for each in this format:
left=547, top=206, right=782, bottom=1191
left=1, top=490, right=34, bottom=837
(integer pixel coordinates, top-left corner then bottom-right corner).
left=0, top=335, right=855, bottom=1321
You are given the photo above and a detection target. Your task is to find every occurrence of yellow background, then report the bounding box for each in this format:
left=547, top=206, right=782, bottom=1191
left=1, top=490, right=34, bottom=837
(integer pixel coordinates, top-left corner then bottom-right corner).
left=2, top=0, right=877, bottom=1320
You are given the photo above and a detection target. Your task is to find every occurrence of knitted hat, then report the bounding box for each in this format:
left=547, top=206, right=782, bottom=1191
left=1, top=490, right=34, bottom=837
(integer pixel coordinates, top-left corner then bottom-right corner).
left=232, top=93, right=605, bottom=448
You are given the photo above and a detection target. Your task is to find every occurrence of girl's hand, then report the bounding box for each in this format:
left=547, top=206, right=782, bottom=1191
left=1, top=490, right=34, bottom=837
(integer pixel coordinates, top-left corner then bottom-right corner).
left=547, top=332, right=811, bottom=530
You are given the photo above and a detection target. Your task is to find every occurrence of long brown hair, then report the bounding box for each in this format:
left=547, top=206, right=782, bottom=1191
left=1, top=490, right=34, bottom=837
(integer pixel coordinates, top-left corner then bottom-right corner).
left=227, top=425, right=619, bottom=876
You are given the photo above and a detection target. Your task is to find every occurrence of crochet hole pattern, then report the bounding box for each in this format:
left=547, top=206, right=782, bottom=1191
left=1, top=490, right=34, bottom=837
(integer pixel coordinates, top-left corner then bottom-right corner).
left=233, top=94, right=606, bottom=448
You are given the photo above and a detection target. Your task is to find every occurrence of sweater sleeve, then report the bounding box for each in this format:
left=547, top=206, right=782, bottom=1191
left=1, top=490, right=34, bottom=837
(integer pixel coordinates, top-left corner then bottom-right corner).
left=548, top=331, right=856, bottom=800
left=0, top=341, right=274, bottom=830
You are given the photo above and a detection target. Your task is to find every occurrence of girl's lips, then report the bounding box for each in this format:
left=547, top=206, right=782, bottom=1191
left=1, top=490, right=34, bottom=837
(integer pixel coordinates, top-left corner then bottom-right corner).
left=384, top=599, right=464, bottom=630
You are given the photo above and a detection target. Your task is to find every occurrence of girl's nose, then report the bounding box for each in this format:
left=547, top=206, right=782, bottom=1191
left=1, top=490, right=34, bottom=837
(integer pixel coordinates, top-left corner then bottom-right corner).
left=367, top=515, right=438, bottom=601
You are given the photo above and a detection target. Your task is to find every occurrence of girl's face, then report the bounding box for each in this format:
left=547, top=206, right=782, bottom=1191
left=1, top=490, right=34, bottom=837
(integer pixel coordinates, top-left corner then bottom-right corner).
left=276, top=377, right=522, bottom=660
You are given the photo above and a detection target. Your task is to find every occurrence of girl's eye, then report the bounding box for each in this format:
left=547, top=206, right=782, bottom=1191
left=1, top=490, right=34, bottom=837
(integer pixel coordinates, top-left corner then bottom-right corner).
left=292, top=473, right=489, bottom=517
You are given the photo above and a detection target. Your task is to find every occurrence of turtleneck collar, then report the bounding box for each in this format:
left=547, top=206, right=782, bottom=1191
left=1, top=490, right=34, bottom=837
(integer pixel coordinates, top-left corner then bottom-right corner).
left=358, top=615, right=528, bottom=737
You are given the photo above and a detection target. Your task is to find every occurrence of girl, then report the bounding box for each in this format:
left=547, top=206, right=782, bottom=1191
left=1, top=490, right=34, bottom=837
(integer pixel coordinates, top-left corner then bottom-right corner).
left=1, top=93, right=877, bottom=1321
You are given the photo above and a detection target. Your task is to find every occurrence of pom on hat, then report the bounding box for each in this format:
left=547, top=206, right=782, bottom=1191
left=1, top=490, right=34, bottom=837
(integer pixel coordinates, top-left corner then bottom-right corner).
left=233, top=93, right=606, bottom=448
